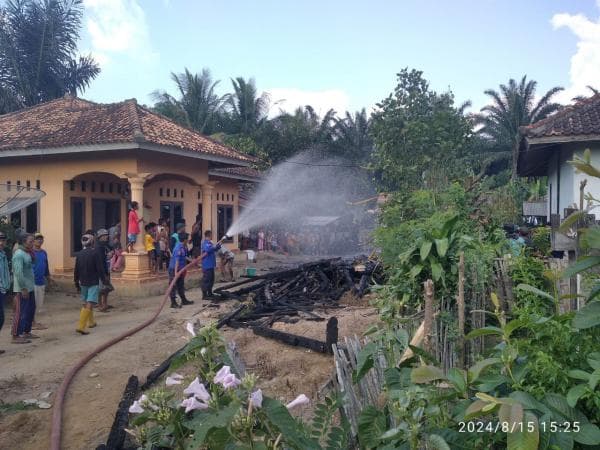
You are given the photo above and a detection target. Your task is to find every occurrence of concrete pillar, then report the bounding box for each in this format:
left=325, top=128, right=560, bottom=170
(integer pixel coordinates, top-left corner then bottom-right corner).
left=201, top=184, right=215, bottom=236
left=121, top=172, right=151, bottom=279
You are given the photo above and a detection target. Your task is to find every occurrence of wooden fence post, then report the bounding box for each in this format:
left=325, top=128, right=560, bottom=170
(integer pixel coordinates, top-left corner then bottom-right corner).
left=457, top=252, right=466, bottom=368
left=423, top=279, right=435, bottom=355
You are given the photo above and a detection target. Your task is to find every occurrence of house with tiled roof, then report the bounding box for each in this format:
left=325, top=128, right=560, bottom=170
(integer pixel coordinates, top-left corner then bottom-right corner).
left=0, top=96, right=261, bottom=292
left=519, top=93, right=600, bottom=220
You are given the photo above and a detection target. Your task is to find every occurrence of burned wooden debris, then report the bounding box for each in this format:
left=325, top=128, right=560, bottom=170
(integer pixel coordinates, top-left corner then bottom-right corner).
left=213, top=258, right=376, bottom=353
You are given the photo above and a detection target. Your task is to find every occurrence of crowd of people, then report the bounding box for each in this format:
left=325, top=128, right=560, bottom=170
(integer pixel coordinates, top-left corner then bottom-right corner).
left=0, top=202, right=235, bottom=349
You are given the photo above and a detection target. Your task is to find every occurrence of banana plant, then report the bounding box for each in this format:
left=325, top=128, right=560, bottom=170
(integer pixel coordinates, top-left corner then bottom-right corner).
left=398, top=214, right=473, bottom=285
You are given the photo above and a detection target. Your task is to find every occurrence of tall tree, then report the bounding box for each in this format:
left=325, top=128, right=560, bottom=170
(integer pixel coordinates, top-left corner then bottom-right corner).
left=152, top=68, right=225, bottom=134
left=331, top=108, right=373, bottom=161
left=371, top=68, right=473, bottom=191
left=476, top=76, right=563, bottom=179
left=254, top=105, right=336, bottom=163
left=226, top=77, right=270, bottom=134
left=0, top=0, right=100, bottom=113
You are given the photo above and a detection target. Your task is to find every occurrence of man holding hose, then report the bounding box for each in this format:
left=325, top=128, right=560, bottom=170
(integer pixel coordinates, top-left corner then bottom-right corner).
left=201, top=230, right=224, bottom=299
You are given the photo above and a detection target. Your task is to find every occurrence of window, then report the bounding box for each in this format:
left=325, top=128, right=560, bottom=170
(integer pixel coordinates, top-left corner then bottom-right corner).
left=159, top=187, right=163, bottom=197
left=181, top=190, right=184, bottom=198
left=36, top=180, right=40, bottom=189
left=71, top=198, right=85, bottom=254
left=70, top=180, right=75, bottom=191
left=109, top=183, right=113, bottom=193
left=217, top=205, right=234, bottom=242
left=26, top=202, right=38, bottom=233
left=167, top=188, right=170, bottom=197
left=81, top=181, right=86, bottom=192
left=91, top=181, right=96, bottom=192
left=92, top=199, right=121, bottom=231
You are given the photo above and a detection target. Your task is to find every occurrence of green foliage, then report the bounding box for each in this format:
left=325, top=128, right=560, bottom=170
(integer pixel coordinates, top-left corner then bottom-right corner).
left=131, top=324, right=349, bottom=450
left=370, top=68, right=474, bottom=192
left=474, top=75, right=563, bottom=179
left=0, top=0, right=100, bottom=113
left=531, top=227, right=551, bottom=256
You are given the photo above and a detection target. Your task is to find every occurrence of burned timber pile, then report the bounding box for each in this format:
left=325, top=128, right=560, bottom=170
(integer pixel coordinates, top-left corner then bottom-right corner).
left=213, top=258, right=378, bottom=353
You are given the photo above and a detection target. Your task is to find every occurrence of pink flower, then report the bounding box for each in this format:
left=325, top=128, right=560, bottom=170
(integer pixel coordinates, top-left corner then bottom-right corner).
left=250, top=389, right=263, bottom=408
left=180, top=396, right=209, bottom=413
left=213, top=366, right=232, bottom=384
left=221, top=373, right=242, bottom=389
left=128, top=400, right=144, bottom=414
left=166, top=376, right=183, bottom=386
left=185, top=322, right=196, bottom=337
left=183, top=377, right=211, bottom=402
left=286, top=394, right=309, bottom=410
left=128, top=394, right=148, bottom=414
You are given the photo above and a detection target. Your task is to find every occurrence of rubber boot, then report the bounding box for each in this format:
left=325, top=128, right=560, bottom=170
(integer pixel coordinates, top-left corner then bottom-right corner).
left=181, top=297, right=194, bottom=305
left=170, top=300, right=181, bottom=309
left=87, top=309, right=97, bottom=328
left=76, top=308, right=91, bottom=335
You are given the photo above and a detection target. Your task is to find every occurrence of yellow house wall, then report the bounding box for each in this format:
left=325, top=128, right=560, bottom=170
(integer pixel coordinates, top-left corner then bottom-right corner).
left=0, top=152, right=244, bottom=275
left=0, top=154, right=137, bottom=272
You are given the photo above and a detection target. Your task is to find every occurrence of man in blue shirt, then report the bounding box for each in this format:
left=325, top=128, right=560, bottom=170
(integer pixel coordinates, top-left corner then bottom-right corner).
left=168, top=232, right=194, bottom=308
left=32, top=233, right=49, bottom=330
left=201, top=230, right=222, bottom=299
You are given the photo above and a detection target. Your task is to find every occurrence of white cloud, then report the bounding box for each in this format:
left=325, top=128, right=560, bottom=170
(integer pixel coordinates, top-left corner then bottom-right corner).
left=83, top=0, right=158, bottom=66
left=551, top=4, right=600, bottom=102
left=266, top=88, right=351, bottom=118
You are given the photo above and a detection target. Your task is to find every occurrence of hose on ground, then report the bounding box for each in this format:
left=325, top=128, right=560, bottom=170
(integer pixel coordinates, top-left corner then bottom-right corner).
left=50, top=259, right=201, bottom=450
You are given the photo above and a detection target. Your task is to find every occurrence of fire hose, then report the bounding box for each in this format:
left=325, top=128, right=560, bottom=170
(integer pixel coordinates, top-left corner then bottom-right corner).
left=50, top=258, right=201, bottom=450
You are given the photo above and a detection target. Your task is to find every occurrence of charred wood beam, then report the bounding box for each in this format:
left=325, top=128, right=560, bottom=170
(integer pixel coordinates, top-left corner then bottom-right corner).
left=101, top=375, right=139, bottom=450
left=252, top=326, right=332, bottom=354
left=216, top=304, right=246, bottom=328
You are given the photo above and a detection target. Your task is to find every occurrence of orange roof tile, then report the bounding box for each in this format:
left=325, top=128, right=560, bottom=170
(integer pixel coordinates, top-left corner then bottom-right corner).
left=0, top=96, right=255, bottom=164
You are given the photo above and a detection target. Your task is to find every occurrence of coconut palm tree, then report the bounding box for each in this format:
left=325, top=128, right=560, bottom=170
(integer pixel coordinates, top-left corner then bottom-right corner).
left=152, top=68, right=226, bottom=134
left=332, top=109, right=373, bottom=161
left=476, top=76, right=563, bottom=179
left=226, top=77, right=270, bottom=134
left=0, top=0, right=100, bottom=113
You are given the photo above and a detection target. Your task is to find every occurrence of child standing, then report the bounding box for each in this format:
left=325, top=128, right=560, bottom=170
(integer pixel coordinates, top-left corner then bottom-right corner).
left=144, top=224, right=156, bottom=273
left=127, top=201, right=143, bottom=253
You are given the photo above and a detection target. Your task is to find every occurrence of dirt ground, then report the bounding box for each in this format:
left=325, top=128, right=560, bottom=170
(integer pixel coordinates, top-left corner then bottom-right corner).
left=0, top=254, right=377, bottom=450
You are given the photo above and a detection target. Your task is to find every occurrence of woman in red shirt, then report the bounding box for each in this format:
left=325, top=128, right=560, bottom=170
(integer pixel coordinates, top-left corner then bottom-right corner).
left=127, top=201, right=143, bottom=253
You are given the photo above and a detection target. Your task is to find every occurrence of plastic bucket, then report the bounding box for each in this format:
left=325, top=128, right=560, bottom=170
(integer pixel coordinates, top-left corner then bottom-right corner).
left=246, top=267, right=257, bottom=277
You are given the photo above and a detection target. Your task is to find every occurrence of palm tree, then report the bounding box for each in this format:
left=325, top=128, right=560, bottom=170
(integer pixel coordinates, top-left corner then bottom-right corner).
left=226, top=77, right=270, bottom=134
left=332, top=109, right=373, bottom=161
left=572, top=86, right=599, bottom=102
left=152, top=68, right=225, bottom=134
left=476, top=76, right=563, bottom=179
left=0, top=0, right=100, bottom=113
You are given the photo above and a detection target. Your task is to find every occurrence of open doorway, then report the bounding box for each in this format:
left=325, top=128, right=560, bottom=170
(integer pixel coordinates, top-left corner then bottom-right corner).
left=160, top=201, right=184, bottom=230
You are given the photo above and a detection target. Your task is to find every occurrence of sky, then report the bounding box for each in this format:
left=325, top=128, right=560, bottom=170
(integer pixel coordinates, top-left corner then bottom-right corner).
left=80, top=0, right=600, bottom=117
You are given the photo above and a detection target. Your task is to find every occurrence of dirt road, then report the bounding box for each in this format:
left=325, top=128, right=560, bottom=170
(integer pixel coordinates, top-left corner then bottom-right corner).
left=0, top=256, right=377, bottom=450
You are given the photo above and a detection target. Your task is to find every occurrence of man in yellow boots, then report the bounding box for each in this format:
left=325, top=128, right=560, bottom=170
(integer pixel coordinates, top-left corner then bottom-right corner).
left=74, top=233, right=108, bottom=335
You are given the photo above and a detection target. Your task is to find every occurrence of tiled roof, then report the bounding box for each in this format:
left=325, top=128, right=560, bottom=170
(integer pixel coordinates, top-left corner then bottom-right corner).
left=0, top=96, right=255, bottom=163
left=209, top=166, right=262, bottom=180
left=523, top=93, right=600, bottom=140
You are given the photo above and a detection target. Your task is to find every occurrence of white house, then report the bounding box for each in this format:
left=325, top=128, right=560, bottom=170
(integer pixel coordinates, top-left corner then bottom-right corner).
left=518, top=94, right=600, bottom=221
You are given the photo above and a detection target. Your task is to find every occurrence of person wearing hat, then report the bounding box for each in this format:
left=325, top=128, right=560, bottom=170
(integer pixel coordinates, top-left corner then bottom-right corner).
left=11, top=232, right=37, bottom=343
left=74, top=233, right=108, bottom=334
left=31, top=233, right=49, bottom=330
left=0, top=231, right=11, bottom=352
left=95, top=228, right=114, bottom=312
left=168, top=231, right=194, bottom=308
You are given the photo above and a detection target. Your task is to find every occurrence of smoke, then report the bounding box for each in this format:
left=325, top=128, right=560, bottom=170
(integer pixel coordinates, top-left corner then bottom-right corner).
left=227, top=151, right=375, bottom=255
